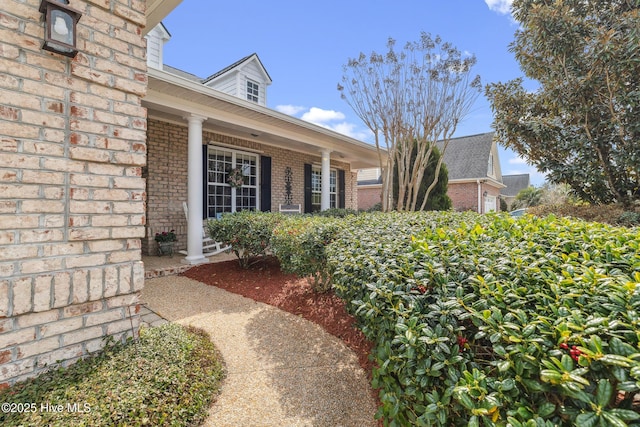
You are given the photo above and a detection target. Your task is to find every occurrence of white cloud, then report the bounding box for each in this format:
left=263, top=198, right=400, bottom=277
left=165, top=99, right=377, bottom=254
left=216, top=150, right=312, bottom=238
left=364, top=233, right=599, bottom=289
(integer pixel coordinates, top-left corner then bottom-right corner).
left=508, top=156, right=527, bottom=165
left=485, top=0, right=513, bottom=14
left=330, top=122, right=374, bottom=141
left=275, top=104, right=306, bottom=115
left=278, top=105, right=373, bottom=141
left=504, top=159, right=547, bottom=186
left=301, top=107, right=346, bottom=124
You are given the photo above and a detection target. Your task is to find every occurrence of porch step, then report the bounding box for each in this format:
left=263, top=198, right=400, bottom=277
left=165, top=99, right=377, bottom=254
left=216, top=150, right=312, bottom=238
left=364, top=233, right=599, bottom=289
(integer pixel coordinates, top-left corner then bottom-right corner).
left=144, top=264, right=194, bottom=280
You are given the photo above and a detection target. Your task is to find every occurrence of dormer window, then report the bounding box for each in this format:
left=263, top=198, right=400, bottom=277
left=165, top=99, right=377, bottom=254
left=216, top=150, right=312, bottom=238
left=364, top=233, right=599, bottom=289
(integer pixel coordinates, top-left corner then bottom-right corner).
left=247, top=80, right=259, bottom=103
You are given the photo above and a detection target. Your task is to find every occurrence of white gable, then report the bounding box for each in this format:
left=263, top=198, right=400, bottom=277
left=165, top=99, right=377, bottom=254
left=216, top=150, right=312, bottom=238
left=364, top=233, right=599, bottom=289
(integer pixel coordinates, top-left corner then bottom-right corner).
left=488, top=140, right=503, bottom=181
left=145, top=24, right=171, bottom=70
left=203, top=54, right=272, bottom=106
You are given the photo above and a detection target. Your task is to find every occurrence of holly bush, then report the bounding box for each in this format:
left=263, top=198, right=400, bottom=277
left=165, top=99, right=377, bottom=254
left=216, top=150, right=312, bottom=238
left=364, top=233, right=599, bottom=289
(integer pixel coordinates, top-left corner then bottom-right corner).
left=206, top=211, right=284, bottom=268
left=271, top=215, right=342, bottom=292
left=327, top=211, right=640, bottom=426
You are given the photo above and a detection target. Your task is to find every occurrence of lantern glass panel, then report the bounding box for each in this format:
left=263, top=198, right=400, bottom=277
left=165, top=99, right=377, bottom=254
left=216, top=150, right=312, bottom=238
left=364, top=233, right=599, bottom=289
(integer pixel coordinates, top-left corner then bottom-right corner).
left=50, top=9, right=73, bottom=45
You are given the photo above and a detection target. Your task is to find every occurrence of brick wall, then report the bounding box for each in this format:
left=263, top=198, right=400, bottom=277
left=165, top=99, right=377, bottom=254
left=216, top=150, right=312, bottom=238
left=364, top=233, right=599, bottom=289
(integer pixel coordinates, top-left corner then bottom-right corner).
left=357, top=185, right=382, bottom=211
left=448, top=182, right=502, bottom=213
left=448, top=182, right=480, bottom=212
left=356, top=182, right=504, bottom=213
left=0, top=0, right=147, bottom=386
left=144, top=120, right=356, bottom=255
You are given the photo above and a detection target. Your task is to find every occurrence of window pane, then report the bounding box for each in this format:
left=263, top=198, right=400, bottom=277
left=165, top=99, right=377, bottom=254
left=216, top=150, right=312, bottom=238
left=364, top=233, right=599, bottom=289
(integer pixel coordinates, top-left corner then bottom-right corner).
left=311, top=167, right=339, bottom=211
left=206, top=146, right=259, bottom=216
left=247, top=80, right=259, bottom=102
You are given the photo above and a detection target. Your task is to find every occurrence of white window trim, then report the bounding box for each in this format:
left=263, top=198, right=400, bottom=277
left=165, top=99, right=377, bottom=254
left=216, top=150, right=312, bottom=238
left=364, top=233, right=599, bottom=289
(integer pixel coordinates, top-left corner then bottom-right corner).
left=246, top=79, right=260, bottom=103
left=206, top=145, right=260, bottom=217
left=311, top=165, right=337, bottom=210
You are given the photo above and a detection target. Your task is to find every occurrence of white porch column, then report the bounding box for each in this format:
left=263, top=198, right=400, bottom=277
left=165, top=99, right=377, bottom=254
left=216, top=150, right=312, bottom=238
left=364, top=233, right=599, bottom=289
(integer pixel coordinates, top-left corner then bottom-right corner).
left=184, top=114, right=207, bottom=265
left=321, top=149, right=331, bottom=211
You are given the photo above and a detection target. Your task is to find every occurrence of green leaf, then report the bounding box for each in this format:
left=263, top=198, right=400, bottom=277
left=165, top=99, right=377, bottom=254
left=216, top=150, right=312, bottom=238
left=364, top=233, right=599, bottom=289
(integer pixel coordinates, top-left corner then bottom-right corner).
left=595, top=379, right=613, bottom=407
left=610, top=409, right=640, bottom=421
left=601, top=411, right=629, bottom=427
left=537, top=402, right=555, bottom=418
left=506, top=417, right=523, bottom=427
left=600, top=354, right=633, bottom=368
left=575, top=413, right=598, bottom=427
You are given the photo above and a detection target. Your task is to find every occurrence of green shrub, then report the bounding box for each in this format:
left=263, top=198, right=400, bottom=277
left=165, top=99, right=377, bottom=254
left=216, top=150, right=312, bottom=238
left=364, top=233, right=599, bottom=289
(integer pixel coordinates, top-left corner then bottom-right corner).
left=366, top=202, right=383, bottom=212
left=271, top=215, right=342, bottom=292
left=327, top=211, right=640, bottom=426
left=617, top=211, right=640, bottom=227
left=0, top=324, right=225, bottom=427
left=206, top=211, right=284, bottom=268
left=528, top=203, right=627, bottom=225
left=418, top=214, right=640, bottom=426
left=313, top=207, right=359, bottom=218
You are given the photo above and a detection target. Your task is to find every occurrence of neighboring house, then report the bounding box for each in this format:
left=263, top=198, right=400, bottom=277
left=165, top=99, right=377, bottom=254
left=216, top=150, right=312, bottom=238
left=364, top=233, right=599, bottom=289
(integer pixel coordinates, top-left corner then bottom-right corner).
left=356, top=168, right=382, bottom=211
left=501, top=174, right=531, bottom=210
left=142, top=24, right=380, bottom=263
left=439, top=132, right=505, bottom=213
left=0, top=0, right=183, bottom=386
left=356, top=132, right=506, bottom=213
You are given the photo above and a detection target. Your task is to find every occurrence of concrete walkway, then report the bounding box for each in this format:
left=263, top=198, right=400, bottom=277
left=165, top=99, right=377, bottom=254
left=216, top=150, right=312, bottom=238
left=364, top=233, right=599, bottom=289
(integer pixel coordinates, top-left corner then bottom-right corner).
left=141, top=275, right=377, bottom=427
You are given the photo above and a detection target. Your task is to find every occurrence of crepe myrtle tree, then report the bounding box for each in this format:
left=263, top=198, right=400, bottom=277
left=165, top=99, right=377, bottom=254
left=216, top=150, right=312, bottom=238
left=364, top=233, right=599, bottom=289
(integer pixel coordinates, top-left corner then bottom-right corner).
left=486, top=0, right=640, bottom=206
left=339, top=32, right=481, bottom=211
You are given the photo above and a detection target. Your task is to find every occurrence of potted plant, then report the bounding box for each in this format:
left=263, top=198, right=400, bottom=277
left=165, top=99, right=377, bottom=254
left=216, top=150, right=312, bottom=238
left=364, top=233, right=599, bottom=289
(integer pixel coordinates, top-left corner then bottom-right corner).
left=155, top=229, right=177, bottom=257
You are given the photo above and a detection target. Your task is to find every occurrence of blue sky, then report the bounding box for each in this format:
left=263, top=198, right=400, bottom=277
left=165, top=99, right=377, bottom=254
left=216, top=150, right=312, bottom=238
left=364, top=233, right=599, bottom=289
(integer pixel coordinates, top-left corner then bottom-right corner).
left=161, top=0, right=545, bottom=186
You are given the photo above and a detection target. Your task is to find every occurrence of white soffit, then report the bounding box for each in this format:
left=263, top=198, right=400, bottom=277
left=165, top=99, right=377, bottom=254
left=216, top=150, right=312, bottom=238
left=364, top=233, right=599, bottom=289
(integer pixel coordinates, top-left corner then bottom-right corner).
left=145, top=0, right=182, bottom=36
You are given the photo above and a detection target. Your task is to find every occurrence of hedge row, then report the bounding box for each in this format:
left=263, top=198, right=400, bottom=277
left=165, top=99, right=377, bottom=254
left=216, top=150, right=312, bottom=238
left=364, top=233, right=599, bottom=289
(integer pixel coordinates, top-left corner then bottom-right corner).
left=327, top=212, right=640, bottom=426
left=270, top=215, right=342, bottom=292
left=206, top=211, right=285, bottom=268
left=207, top=210, right=351, bottom=290
left=206, top=210, right=640, bottom=426
left=528, top=203, right=640, bottom=227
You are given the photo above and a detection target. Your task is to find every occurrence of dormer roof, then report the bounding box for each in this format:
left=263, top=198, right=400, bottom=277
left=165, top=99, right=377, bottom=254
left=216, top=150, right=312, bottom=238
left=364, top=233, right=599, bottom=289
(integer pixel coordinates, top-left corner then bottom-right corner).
left=203, top=53, right=272, bottom=86
left=153, top=22, right=172, bottom=41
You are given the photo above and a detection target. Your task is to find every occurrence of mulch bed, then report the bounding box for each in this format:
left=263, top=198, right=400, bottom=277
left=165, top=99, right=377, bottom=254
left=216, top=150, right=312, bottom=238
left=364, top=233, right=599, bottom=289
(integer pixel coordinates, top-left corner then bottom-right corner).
left=181, top=256, right=375, bottom=375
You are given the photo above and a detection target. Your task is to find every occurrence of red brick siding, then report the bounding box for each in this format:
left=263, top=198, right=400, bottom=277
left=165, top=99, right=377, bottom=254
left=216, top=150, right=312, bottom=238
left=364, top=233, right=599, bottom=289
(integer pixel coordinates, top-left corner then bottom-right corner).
left=357, top=182, right=502, bottom=213
left=357, top=185, right=382, bottom=211
left=448, top=182, right=480, bottom=212
left=144, top=120, right=357, bottom=255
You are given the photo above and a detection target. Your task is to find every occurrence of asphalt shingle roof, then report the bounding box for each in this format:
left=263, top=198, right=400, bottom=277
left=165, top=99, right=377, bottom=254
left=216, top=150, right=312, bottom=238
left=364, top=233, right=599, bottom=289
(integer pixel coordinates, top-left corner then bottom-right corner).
left=437, top=132, right=495, bottom=181
left=501, top=174, right=530, bottom=197
left=202, top=53, right=272, bottom=85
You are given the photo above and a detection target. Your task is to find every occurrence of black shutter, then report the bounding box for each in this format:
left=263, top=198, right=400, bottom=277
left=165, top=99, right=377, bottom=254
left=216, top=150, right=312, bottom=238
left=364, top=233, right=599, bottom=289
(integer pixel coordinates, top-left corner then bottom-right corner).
left=260, top=156, right=271, bottom=212
left=304, top=163, right=312, bottom=213
left=202, top=145, right=208, bottom=219
left=338, top=169, right=346, bottom=209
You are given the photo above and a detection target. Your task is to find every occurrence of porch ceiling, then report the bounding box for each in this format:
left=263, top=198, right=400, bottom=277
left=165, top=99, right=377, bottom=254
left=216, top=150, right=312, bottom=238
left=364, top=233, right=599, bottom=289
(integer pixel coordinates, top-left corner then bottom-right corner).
left=143, top=68, right=382, bottom=169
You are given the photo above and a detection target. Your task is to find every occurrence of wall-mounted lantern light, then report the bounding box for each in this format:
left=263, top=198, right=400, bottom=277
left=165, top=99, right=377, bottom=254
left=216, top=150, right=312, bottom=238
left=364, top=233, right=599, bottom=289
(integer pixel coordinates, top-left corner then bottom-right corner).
left=39, top=0, right=82, bottom=58
left=483, top=191, right=488, bottom=197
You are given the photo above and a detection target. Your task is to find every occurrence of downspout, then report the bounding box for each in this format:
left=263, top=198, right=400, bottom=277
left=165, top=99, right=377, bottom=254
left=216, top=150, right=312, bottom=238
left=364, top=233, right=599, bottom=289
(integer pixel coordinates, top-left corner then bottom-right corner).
left=477, top=179, right=482, bottom=214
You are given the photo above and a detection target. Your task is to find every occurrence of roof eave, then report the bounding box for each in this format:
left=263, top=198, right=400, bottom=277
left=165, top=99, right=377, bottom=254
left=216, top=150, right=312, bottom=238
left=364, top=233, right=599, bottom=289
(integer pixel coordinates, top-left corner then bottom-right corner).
left=145, top=0, right=183, bottom=36
left=144, top=68, right=384, bottom=167
left=448, top=177, right=507, bottom=189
